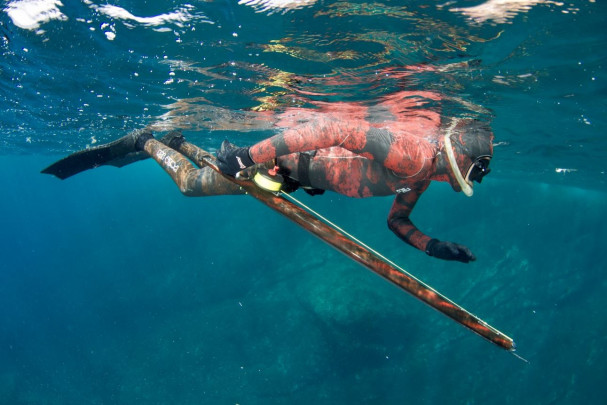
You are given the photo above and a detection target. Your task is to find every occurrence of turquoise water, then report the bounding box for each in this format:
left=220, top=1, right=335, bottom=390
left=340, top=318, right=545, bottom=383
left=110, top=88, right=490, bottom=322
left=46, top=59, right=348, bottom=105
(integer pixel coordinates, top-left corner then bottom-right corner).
left=1, top=0, right=606, bottom=403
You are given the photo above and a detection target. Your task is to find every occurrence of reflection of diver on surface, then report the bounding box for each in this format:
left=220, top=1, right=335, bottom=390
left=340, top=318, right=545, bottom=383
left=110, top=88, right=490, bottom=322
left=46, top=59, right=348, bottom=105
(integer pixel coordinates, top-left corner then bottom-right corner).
left=43, top=96, right=493, bottom=263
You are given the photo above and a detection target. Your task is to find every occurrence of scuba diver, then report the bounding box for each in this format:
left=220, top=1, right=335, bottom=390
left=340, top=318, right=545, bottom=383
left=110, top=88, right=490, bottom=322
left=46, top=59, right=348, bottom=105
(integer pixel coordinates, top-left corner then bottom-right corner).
left=42, top=92, right=493, bottom=263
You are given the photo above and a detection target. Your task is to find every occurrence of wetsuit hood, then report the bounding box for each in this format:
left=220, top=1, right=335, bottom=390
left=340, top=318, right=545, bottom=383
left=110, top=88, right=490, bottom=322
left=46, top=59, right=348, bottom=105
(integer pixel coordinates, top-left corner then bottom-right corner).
left=443, top=118, right=494, bottom=196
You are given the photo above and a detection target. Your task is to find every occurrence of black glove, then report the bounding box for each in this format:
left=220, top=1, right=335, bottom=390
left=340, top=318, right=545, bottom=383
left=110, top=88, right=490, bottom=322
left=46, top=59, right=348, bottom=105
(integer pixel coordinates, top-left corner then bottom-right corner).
left=216, top=140, right=255, bottom=176
left=425, top=239, right=476, bottom=263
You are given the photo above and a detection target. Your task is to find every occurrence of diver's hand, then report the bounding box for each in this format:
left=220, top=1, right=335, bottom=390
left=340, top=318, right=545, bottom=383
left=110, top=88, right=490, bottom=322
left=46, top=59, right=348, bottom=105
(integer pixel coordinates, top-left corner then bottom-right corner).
left=425, top=239, right=476, bottom=263
left=216, top=140, right=255, bottom=176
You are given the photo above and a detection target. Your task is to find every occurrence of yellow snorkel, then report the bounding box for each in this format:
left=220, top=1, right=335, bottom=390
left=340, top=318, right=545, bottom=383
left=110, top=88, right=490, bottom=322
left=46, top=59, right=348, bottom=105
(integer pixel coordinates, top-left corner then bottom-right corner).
left=444, top=119, right=474, bottom=197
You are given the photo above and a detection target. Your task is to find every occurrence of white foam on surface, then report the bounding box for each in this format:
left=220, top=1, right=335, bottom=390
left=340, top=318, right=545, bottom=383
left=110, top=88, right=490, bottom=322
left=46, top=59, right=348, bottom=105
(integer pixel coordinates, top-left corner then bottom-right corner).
left=94, top=4, right=194, bottom=27
left=449, top=0, right=547, bottom=24
left=5, top=1, right=212, bottom=34
left=238, top=0, right=316, bottom=14
left=5, top=0, right=67, bottom=30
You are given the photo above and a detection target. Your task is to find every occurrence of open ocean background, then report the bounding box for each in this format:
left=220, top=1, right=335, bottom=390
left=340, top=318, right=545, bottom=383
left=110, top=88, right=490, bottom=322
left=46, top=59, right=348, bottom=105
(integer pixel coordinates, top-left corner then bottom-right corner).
left=1, top=0, right=606, bottom=403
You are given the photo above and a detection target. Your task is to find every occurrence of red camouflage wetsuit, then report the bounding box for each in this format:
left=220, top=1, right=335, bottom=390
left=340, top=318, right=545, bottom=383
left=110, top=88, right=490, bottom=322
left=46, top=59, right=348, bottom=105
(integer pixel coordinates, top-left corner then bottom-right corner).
left=248, top=91, right=445, bottom=254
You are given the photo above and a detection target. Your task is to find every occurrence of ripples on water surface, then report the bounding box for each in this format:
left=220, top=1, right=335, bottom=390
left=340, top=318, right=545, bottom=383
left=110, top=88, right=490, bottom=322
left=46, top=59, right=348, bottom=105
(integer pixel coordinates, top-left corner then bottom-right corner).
left=1, top=0, right=604, bottom=189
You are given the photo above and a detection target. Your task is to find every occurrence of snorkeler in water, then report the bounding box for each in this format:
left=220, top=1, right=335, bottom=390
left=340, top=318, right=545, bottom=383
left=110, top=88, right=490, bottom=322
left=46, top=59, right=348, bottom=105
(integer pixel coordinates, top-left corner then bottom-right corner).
left=43, top=91, right=493, bottom=263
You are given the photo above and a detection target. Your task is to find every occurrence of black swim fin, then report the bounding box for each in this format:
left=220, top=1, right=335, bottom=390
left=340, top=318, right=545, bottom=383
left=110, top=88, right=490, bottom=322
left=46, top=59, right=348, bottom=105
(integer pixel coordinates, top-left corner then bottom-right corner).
left=41, top=130, right=185, bottom=180
left=41, top=129, right=153, bottom=180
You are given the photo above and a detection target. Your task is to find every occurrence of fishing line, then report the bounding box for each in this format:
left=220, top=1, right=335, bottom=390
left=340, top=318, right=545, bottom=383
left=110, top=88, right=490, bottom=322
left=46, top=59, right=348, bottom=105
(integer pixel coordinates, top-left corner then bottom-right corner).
left=281, top=191, right=412, bottom=273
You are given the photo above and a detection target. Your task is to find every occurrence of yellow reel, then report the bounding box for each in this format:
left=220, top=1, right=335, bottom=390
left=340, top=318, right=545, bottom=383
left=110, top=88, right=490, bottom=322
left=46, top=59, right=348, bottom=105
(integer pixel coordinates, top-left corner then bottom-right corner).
left=253, top=170, right=284, bottom=193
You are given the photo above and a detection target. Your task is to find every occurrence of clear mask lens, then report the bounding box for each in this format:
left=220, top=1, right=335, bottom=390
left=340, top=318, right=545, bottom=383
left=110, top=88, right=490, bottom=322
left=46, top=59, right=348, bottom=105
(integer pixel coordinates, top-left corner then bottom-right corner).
left=465, top=156, right=492, bottom=184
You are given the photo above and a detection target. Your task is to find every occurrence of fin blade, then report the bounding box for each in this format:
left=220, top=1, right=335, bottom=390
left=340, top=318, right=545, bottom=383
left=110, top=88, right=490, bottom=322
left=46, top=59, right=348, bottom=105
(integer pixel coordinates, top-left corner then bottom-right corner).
left=41, top=147, right=114, bottom=179
left=41, top=129, right=183, bottom=179
left=41, top=130, right=151, bottom=179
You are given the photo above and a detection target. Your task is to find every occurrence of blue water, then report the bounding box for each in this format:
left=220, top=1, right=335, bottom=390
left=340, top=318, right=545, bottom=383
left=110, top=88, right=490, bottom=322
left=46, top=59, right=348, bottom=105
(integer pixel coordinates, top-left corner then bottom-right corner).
left=1, top=0, right=606, bottom=403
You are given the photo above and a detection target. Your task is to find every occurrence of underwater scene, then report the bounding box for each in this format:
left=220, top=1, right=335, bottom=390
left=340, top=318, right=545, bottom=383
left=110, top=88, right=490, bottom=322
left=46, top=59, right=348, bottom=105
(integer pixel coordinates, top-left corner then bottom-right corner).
left=1, top=0, right=606, bottom=403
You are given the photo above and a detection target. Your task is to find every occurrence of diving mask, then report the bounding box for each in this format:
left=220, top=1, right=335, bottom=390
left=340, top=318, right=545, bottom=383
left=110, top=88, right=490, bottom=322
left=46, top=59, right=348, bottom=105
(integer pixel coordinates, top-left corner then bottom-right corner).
left=466, top=155, right=491, bottom=184
left=444, top=133, right=492, bottom=197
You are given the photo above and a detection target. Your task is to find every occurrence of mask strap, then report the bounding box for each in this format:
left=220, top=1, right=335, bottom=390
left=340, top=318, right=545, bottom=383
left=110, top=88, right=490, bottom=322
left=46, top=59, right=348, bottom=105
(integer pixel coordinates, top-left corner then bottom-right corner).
left=444, top=119, right=474, bottom=197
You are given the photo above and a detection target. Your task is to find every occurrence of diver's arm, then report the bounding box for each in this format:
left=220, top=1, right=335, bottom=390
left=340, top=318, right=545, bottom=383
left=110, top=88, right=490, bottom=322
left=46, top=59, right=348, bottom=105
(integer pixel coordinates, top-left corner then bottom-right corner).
left=387, top=185, right=476, bottom=263
left=386, top=185, right=432, bottom=252
left=249, top=116, right=372, bottom=161
left=248, top=116, right=438, bottom=176
left=218, top=116, right=435, bottom=177
left=216, top=116, right=378, bottom=176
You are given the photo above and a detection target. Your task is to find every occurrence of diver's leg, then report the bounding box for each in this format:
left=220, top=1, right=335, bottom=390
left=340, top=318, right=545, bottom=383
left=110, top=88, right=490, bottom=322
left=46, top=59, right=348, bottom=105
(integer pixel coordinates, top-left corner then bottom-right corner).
left=170, top=138, right=217, bottom=170
left=141, top=138, right=244, bottom=196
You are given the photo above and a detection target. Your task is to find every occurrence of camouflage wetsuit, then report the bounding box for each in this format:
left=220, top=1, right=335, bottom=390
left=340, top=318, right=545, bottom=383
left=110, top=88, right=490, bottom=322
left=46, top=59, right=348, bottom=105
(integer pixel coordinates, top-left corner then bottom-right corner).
left=246, top=97, right=444, bottom=254
left=141, top=91, right=486, bottom=259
